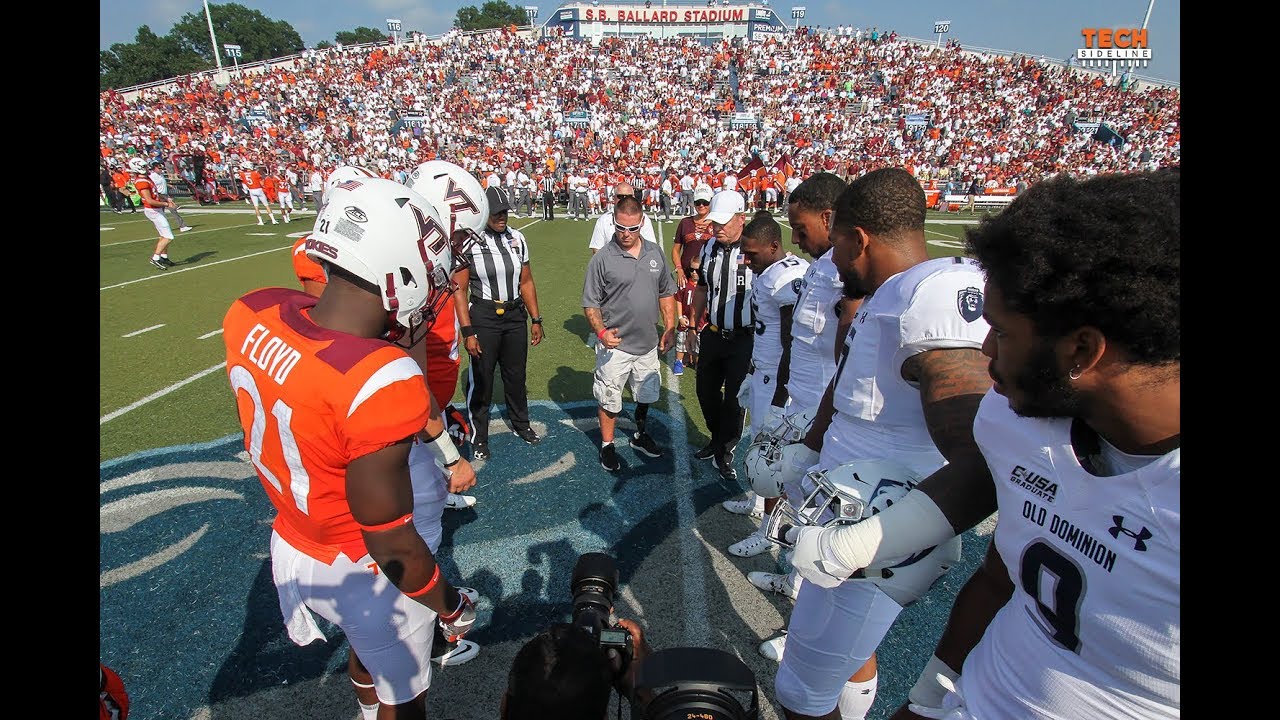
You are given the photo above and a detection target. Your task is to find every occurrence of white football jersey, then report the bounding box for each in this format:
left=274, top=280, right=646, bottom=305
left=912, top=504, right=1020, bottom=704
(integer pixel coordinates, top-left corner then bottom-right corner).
left=785, top=249, right=844, bottom=410
left=750, top=253, right=809, bottom=371
left=820, top=256, right=989, bottom=477
left=958, top=390, right=1180, bottom=719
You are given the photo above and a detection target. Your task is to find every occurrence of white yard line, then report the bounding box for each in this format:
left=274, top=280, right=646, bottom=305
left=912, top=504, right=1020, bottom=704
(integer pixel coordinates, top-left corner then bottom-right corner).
left=100, top=362, right=227, bottom=425
left=100, top=246, right=290, bottom=291
left=122, top=324, right=165, bottom=338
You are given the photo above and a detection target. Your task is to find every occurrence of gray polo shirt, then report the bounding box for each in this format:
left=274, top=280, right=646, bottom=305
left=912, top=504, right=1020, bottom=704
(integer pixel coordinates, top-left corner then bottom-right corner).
left=582, top=238, right=675, bottom=356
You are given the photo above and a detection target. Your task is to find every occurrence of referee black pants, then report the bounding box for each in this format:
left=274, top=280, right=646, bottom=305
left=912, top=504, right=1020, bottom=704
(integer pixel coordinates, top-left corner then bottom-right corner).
left=542, top=190, right=555, bottom=219
left=464, top=302, right=532, bottom=445
left=695, top=330, right=753, bottom=458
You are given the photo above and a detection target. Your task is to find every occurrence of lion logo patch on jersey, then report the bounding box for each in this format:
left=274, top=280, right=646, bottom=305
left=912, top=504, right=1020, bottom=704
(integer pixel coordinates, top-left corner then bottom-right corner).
left=957, top=287, right=984, bottom=322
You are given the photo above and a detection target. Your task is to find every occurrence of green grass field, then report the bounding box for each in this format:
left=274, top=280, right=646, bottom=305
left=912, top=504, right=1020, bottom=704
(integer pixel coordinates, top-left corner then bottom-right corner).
left=99, top=204, right=979, bottom=463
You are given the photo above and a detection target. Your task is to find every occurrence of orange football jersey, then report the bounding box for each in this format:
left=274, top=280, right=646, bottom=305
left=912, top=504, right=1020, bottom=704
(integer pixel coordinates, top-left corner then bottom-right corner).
left=224, top=288, right=431, bottom=564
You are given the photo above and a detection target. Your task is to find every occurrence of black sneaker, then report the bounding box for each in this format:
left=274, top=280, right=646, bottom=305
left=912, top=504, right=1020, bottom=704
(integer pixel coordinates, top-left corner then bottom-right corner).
left=149, top=257, right=168, bottom=270
left=158, top=257, right=176, bottom=267
left=472, top=442, right=490, bottom=461
left=714, top=454, right=738, bottom=481
left=694, top=444, right=717, bottom=461
left=631, top=431, right=662, bottom=458
left=515, top=427, right=541, bottom=445
left=600, top=443, right=620, bottom=471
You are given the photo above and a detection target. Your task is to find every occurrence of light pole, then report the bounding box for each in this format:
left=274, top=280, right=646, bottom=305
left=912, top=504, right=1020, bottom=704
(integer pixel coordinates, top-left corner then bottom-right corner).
left=790, top=6, right=805, bottom=33
left=223, top=43, right=242, bottom=75
left=204, top=0, right=222, bottom=72
left=386, top=18, right=401, bottom=44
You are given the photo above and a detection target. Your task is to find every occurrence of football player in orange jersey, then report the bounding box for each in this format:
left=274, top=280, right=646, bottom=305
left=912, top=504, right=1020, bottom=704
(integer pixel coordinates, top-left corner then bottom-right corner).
left=226, top=177, right=478, bottom=720
left=128, top=158, right=179, bottom=270
left=239, top=160, right=278, bottom=225
left=407, top=160, right=492, bottom=501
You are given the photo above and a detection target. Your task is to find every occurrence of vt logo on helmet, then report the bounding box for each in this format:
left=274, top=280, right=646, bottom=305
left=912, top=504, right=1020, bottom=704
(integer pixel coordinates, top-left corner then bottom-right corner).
left=408, top=160, right=490, bottom=275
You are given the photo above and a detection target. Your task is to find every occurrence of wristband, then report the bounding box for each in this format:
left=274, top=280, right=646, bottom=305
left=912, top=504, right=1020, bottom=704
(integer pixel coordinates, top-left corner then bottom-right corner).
left=403, top=564, right=441, bottom=598
left=530, top=316, right=543, bottom=325
left=357, top=512, right=414, bottom=533
left=423, top=429, right=462, bottom=467
left=597, top=328, right=609, bottom=340
left=460, top=325, right=476, bottom=338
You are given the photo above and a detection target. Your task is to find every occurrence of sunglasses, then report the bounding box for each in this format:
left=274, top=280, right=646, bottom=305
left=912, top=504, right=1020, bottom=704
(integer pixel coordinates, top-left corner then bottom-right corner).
left=614, top=221, right=643, bottom=233
left=694, top=200, right=710, bottom=207
left=615, top=193, right=634, bottom=199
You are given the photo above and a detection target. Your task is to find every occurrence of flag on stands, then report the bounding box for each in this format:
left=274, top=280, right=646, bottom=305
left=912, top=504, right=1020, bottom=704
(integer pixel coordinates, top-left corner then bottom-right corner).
left=739, top=155, right=765, bottom=177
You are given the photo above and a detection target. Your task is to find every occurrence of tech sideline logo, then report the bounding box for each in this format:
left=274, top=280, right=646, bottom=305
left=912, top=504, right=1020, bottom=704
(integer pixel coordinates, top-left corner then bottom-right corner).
left=1077, top=28, right=1151, bottom=69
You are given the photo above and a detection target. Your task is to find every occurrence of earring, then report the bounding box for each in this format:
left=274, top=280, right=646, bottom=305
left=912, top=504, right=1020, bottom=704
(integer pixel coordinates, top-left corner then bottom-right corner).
left=1068, top=366, right=1082, bottom=381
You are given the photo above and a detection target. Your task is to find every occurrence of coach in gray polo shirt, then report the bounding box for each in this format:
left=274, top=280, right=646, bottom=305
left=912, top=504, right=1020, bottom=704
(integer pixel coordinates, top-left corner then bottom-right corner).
left=582, top=196, right=677, bottom=472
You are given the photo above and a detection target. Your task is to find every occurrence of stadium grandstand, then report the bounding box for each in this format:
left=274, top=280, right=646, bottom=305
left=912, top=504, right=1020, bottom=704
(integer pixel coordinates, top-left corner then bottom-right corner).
left=99, top=2, right=1179, bottom=212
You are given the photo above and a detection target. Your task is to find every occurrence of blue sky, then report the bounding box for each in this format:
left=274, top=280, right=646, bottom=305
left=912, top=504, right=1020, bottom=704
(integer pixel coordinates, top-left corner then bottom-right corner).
left=100, top=0, right=1179, bottom=83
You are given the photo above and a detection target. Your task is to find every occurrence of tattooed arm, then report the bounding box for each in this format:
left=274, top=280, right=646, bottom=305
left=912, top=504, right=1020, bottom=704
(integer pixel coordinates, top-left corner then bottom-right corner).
left=902, top=347, right=997, bottom=533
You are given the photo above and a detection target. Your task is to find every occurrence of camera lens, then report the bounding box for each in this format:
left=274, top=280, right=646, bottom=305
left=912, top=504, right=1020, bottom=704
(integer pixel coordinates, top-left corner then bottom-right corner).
left=571, top=552, right=618, bottom=635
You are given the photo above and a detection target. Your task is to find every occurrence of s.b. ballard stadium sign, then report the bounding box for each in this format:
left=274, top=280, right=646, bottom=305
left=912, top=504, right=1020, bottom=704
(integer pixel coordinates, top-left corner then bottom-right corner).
left=543, top=2, right=790, bottom=41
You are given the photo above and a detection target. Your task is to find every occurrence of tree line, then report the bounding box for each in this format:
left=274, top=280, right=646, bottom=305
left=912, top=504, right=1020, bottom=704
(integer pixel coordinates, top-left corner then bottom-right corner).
left=101, top=1, right=529, bottom=91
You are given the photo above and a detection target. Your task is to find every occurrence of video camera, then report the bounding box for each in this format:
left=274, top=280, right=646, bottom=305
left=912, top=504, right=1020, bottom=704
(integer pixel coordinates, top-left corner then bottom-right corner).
left=570, top=553, right=759, bottom=720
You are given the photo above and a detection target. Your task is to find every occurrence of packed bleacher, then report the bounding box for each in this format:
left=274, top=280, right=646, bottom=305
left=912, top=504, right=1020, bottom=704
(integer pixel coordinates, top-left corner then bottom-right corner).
left=98, top=24, right=1180, bottom=203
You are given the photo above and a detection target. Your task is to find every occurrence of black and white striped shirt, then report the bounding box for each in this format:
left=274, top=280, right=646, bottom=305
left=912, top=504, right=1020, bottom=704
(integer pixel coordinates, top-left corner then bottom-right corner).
left=465, top=226, right=530, bottom=302
left=697, top=239, right=753, bottom=332
left=541, top=176, right=556, bottom=194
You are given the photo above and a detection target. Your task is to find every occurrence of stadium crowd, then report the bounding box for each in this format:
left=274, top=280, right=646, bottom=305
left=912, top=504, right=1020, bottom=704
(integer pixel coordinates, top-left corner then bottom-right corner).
left=104, top=21, right=1181, bottom=720
left=99, top=24, right=1179, bottom=205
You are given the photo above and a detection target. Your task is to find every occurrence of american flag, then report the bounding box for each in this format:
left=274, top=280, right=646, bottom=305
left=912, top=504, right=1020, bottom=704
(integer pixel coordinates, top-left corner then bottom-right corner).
left=337, top=180, right=363, bottom=191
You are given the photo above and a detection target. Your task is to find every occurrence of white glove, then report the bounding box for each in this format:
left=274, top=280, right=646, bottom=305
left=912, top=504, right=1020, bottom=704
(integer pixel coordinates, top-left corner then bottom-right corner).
left=777, top=443, right=820, bottom=490
left=785, top=524, right=858, bottom=589
left=908, top=655, right=962, bottom=711
left=736, top=378, right=751, bottom=405
left=907, top=673, right=971, bottom=719
left=764, top=405, right=786, bottom=435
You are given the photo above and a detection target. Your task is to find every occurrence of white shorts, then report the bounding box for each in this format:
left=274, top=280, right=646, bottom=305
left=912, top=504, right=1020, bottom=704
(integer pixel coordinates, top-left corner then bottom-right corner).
left=143, top=207, right=174, bottom=240
left=279, top=192, right=294, bottom=210
left=249, top=187, right=270, bottom=206
left=774, top=579, right=903, bottom=715
left=269, top=532, right=436, bottom=705
left=593, top=345, right=661, bottom=413
left=765, top=188, right=778, bottom=202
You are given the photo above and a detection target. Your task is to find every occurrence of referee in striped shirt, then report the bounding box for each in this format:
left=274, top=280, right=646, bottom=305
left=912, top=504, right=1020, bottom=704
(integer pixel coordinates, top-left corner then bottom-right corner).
left=453, top=185, right=544, bottom=461
left=690, top=190, right=754, bottom=481
left=541, top=173, right=556, bottom=220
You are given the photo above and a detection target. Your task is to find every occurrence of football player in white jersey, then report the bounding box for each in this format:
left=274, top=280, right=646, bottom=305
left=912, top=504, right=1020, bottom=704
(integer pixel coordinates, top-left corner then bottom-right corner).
left=725, top=210, right=809, bottom=558
left=769, top=168, right=993, bottom=720
left=726, top=173, right=861, bottom=610
left=849, top=169, right=1179, bottom=720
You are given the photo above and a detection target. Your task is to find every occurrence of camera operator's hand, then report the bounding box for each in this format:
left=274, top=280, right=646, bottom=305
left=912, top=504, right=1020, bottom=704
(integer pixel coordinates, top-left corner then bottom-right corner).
left=612, top=618, right=651, bottom=702
left=438, top=589, right=477, bottom=642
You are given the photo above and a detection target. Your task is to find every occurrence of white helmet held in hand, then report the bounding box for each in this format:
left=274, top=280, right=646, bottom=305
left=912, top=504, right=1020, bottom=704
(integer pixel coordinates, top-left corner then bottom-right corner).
left=408, top=160, right=489, bottom=272
left=307, top=177, right=455, bottom=344
left=764, top=458, right=960, bottom=605
left=744, top=407, right=818, bottom=497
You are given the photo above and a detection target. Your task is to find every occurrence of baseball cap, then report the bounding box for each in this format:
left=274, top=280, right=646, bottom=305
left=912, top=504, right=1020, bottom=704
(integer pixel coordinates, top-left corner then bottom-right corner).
left=693, top=186, right=714, bottom=204
left=706, top=190, right=745, bottom=224
left=485, top=185, right=511, bottom=214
